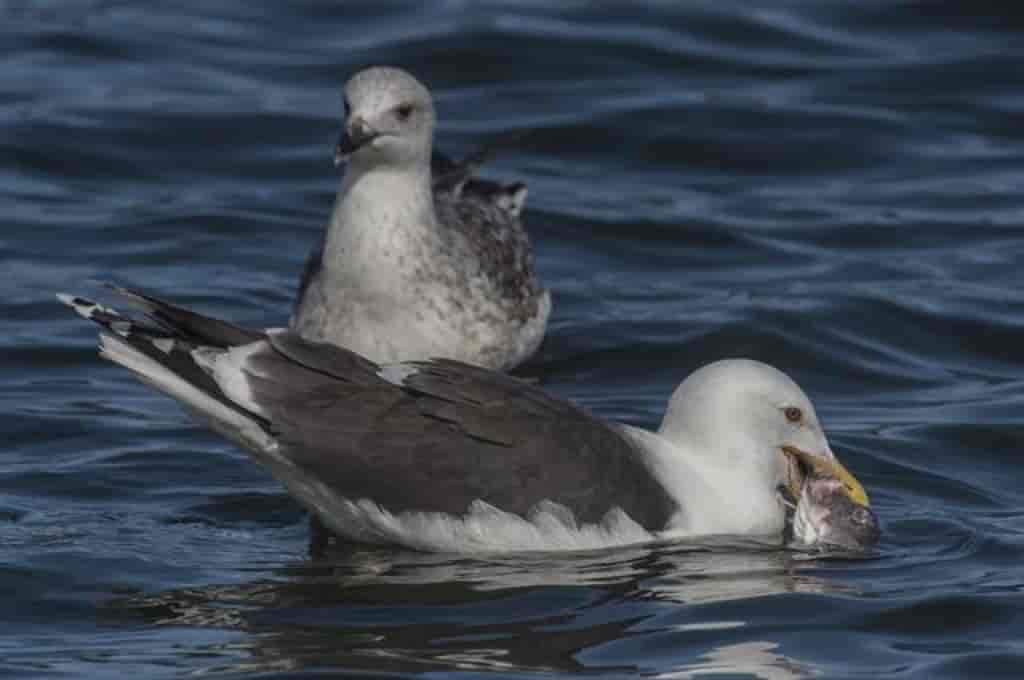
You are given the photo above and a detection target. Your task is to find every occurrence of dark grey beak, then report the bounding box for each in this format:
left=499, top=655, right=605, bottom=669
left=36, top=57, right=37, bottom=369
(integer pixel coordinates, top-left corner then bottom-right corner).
left=334, top=117, right=377, bottom=167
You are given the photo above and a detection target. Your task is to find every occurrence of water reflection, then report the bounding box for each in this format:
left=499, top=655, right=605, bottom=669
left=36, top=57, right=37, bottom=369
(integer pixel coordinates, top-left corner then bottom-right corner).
left=105, top=540, right=858, bottom=675
left=657, top=641, right=813, bottom=680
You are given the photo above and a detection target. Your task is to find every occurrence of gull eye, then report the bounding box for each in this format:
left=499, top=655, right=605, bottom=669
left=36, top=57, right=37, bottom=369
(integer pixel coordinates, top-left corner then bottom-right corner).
left=784, top=406, right=803, bottom=423
left=395, top=103, right=414, bottom=121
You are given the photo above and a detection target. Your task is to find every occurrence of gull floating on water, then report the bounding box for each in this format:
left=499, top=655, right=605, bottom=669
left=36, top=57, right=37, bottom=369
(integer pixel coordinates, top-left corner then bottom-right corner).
left=59, top=291, right=875, bottom=554
left=292, top=66, right=550, bottom=371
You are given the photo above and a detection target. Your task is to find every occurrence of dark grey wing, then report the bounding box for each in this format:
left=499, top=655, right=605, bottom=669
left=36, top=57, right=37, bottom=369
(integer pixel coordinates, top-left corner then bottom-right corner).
left=61, top=289, right=669, bottom=534
left=106, top=284, right=263, bottom=347
left=247, top=334, right=677, bottom=530
left=267, top=330, right=381, bottom=386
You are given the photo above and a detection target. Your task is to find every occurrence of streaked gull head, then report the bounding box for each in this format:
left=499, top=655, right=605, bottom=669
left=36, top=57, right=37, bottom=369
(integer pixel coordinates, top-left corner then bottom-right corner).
left=336, top=66, right=436, bottom=169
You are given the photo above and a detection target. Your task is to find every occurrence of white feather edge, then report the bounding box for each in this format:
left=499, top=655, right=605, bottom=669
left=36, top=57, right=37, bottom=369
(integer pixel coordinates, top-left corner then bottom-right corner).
left=97, top=332, right=280, bottom=462
left=191, top=341, right=267, bottom=417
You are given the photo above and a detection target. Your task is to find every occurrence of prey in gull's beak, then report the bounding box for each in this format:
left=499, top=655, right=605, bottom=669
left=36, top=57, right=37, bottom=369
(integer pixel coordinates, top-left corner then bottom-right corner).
left=334, top=116, right=379, bottom=167
left=792, top=471, right=881, bottom=550
left=781, top=445, right=869, bottom=508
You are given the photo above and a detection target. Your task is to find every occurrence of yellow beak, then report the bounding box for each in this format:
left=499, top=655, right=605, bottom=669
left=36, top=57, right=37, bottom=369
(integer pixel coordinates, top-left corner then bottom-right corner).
left=782, top=446, right=870, bottom=506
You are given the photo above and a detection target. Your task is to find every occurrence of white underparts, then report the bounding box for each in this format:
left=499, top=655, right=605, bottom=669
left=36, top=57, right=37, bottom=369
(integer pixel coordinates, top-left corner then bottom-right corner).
left=282, top=469, right=654, bottom=552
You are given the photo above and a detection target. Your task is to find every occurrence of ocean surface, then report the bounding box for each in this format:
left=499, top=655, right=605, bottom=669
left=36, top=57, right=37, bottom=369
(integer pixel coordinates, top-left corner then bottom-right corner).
left=4, top=1, right=1024, bottom=677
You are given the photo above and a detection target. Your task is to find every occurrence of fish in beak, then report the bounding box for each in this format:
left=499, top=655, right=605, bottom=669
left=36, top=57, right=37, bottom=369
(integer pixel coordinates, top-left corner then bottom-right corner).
left=782, top=445, right=869, bottom=508
left=791, top=471, right=881, bottom=550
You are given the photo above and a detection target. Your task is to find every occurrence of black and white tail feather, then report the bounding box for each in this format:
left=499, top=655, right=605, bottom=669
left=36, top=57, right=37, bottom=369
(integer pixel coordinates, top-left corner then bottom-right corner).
left=57, top=291, right=276, bottom=457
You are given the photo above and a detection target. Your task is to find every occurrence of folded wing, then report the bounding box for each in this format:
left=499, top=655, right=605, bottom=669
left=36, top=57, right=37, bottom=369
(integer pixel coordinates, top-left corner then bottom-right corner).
left=61, top=289, right=676, bottom=534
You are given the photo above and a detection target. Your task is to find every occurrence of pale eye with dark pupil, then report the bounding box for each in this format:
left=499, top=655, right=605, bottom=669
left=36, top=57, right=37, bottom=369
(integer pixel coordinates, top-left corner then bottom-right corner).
left=396, top=104, right=414, bottom=120
left=784, top=407, right=803, bottom=423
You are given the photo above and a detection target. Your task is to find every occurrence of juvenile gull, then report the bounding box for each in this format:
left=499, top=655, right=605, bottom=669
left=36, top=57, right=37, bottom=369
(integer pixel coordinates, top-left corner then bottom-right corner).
left=59, top=292, right=876, bottom=554
left=292, top=66, right=549, bottom=371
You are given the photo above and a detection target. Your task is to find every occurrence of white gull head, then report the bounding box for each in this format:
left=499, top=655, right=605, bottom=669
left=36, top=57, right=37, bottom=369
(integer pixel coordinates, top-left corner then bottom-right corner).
left=628, top=359, right=868, bottom=538
left=337, top=66, right=436, bottom=171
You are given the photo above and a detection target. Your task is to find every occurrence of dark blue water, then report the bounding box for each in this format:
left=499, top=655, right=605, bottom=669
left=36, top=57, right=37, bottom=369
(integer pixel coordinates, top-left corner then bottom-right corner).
left=5, top=2, right=1024, bottom=677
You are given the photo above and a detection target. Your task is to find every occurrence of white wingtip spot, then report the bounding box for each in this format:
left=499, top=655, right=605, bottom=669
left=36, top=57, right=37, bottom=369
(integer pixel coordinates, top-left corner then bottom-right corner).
left=55, top=292, right=78, bottom=307
left=57, top=293, right=94, bottom=319
left=57, top=293, right=120, bottom=322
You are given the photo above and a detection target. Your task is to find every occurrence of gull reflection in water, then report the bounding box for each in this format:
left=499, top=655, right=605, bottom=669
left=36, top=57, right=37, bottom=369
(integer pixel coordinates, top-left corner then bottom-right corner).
left=104, top=538, right=860, bottom=676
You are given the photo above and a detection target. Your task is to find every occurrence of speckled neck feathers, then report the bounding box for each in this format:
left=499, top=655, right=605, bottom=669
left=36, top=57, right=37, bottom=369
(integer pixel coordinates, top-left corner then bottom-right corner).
left=324, top=163, right=438, bottom=289
left=291, top=67, right=549, bottom=370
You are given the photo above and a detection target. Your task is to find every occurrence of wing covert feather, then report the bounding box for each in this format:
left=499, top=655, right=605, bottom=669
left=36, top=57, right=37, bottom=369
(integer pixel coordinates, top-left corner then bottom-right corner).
left=244, top=333, right=677, bottom=529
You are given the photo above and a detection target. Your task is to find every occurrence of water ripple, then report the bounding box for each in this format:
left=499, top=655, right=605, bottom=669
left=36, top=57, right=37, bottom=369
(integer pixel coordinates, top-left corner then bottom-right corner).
left=4, top=1, right=1024, bottom=677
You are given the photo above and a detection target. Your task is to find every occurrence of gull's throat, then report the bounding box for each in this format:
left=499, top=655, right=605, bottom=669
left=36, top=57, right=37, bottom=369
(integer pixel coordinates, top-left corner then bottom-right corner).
left=326, top=163, right=437, bottom=266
